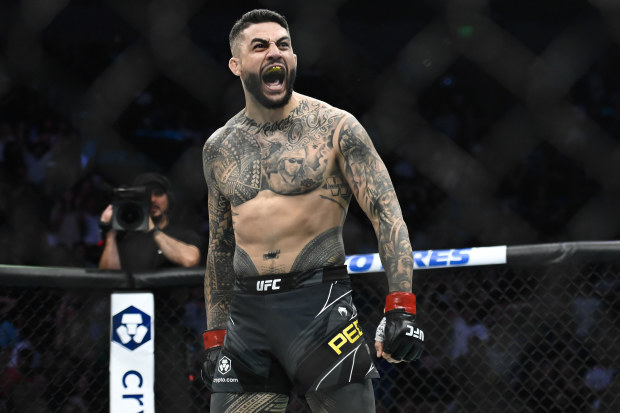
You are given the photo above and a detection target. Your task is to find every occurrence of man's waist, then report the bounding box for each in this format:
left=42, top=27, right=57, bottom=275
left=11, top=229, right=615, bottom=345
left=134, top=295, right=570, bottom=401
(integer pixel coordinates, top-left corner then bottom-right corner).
left=234, top=265, right=349, bottom=294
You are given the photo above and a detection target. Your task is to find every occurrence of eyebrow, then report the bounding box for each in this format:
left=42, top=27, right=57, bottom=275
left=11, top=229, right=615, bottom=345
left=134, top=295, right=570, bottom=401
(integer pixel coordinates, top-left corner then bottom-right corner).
left=250, top=36, right=290, bottom=46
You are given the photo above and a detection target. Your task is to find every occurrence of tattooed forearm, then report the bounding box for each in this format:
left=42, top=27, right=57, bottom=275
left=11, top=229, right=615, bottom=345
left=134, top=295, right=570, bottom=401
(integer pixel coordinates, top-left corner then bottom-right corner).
left=377, top=209, right=413, bottom=291
left=205, top=207, right=236, bottom=328
left=338, top=117, right=413, bottom=292
left=205, top=250, right=235, bottom=329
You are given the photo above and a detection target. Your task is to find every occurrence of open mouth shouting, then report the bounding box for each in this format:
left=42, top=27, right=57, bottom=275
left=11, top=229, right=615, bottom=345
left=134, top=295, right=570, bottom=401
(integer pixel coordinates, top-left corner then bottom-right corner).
left=244, top=61, right=296, bottom=109
left=262, top=64, right=286, bottom=94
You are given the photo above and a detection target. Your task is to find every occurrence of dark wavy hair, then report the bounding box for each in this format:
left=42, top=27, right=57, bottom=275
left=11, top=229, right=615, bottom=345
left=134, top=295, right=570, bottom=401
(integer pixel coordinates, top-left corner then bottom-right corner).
left=229, top=9, right=289, bottom=55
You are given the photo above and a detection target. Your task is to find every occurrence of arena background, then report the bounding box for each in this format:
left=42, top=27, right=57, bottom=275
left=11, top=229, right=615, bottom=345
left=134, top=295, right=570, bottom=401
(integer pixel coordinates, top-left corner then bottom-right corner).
left=0, top=0, right=618, bottom=412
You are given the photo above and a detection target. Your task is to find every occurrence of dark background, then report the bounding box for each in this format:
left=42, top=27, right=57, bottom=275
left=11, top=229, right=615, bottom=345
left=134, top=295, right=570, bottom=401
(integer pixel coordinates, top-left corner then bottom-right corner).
left=1, top=0, right=619, bottom=268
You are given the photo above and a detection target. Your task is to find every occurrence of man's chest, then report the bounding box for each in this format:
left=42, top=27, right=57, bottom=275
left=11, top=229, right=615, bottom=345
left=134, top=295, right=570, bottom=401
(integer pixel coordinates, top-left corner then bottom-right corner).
left=215, top=120, right=342, bottom=205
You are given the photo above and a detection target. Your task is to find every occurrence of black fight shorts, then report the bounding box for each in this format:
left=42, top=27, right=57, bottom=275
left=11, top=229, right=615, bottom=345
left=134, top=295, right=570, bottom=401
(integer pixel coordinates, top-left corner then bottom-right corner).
left=211, top=265, right=380, bottom=395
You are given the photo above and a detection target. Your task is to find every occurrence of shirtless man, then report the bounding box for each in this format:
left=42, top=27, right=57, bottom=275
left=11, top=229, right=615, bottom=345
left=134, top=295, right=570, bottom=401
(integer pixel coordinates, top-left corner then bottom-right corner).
left=201, top=9, right=424, bottom=412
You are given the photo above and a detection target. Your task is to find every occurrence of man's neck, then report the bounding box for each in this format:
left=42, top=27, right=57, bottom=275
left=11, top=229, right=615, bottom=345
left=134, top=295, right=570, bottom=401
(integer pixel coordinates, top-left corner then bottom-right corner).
left=244, top=92, right=300, bottom=124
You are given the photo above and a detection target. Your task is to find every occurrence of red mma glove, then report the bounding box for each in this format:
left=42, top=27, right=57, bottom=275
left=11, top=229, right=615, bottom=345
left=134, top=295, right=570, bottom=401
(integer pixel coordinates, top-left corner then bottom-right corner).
left=201, top=329, right=226, bottom=390
left=375, top=292, right=424, bottom=362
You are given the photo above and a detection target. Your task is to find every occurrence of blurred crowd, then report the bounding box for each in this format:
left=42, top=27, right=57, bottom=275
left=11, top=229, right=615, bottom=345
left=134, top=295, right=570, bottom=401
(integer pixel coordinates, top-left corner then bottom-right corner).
left=1, top=45, right=620, bottom=268
left=0, top=86, right=209, bottom=268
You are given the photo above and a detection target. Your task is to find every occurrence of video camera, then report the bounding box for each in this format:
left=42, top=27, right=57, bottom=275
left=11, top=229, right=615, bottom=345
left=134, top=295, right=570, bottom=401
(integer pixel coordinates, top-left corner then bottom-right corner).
left=111, top=186, right=149, bottom=231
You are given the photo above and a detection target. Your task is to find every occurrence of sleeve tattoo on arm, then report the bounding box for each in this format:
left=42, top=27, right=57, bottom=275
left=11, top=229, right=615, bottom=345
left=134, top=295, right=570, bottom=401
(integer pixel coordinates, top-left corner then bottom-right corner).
left=203, top=138, right=236, bottom=329
left=338, top=117, right=413, bottom=292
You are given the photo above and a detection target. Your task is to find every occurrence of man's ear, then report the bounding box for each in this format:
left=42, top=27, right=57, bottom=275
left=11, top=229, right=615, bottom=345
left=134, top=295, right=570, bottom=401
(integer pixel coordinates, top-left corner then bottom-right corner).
left=229, top=57, right=241, bottom=77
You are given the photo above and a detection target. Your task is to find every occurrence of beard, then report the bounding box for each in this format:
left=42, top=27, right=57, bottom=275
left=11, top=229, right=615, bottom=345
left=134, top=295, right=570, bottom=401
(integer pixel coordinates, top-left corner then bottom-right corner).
left=243, top=66, right=296, bottom=109
left=151, top=212, right=165, bottom=225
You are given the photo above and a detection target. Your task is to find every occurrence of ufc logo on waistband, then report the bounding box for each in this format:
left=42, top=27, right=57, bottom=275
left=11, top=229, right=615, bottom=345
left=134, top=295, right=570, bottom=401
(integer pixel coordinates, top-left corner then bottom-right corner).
left=256, top=279, right=281, bottom=291
left=406, top=325, right=424, bottom=341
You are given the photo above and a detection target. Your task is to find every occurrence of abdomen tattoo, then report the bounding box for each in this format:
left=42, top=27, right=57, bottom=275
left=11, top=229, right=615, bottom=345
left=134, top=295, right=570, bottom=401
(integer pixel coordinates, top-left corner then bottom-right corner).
left=290, top=227, right=345, bottom=272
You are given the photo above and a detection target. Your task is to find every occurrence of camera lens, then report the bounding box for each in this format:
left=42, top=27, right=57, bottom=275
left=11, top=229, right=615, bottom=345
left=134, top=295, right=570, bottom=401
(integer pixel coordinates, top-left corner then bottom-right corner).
left=117, top=202, right=145, bottom=230
left=111, top=186, right=149, bottom=231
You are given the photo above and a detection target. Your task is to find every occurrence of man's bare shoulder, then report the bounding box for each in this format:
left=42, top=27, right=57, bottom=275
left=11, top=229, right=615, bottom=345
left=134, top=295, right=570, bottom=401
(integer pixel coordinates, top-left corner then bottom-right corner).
left=204, top=127, right=225, bottom=148
left=204, top=111, right=244, bottom=144
left=203, top=113, right=251, bottom=162
left=296, top=94, right=349, bottom=118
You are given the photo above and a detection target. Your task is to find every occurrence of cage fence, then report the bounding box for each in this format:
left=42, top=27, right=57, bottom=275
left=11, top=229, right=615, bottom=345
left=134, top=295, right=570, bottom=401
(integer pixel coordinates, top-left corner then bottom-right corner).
left=0, top=242, right=618, bottom=412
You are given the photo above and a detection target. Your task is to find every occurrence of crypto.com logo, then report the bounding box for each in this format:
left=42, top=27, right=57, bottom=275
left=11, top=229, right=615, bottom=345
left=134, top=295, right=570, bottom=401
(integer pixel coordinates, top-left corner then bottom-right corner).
left=111, top=306, right=152, bottom=351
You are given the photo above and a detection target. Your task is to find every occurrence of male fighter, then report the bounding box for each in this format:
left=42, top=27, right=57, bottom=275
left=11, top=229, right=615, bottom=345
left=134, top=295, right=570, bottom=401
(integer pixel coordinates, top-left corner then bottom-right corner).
left=201, top=9, right=424, bottom=412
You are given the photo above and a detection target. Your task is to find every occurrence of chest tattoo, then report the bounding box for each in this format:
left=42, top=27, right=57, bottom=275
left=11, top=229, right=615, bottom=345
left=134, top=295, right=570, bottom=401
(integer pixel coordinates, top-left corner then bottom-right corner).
left=213, top=101, right=345, bottom=206
left=205, top=127, right=262, bottom=207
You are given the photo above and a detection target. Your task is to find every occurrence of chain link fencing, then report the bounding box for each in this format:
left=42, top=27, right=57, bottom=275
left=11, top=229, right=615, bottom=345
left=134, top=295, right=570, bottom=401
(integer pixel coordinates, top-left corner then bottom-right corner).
left=0, top=242, right=618, bottom=412
left=1, top=1, right=620, bottom=269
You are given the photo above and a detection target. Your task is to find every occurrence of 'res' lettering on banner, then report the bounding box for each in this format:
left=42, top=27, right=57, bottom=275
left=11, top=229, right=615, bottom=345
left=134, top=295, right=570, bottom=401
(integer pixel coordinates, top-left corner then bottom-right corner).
left=110, top=293, right=155, bottom=413
left=345, top=246, right=507, bottom=273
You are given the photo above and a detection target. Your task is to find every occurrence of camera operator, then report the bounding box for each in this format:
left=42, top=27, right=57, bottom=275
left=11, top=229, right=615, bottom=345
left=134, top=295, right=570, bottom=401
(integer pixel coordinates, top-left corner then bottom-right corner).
left=98, top=172, right=202, bottom=271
